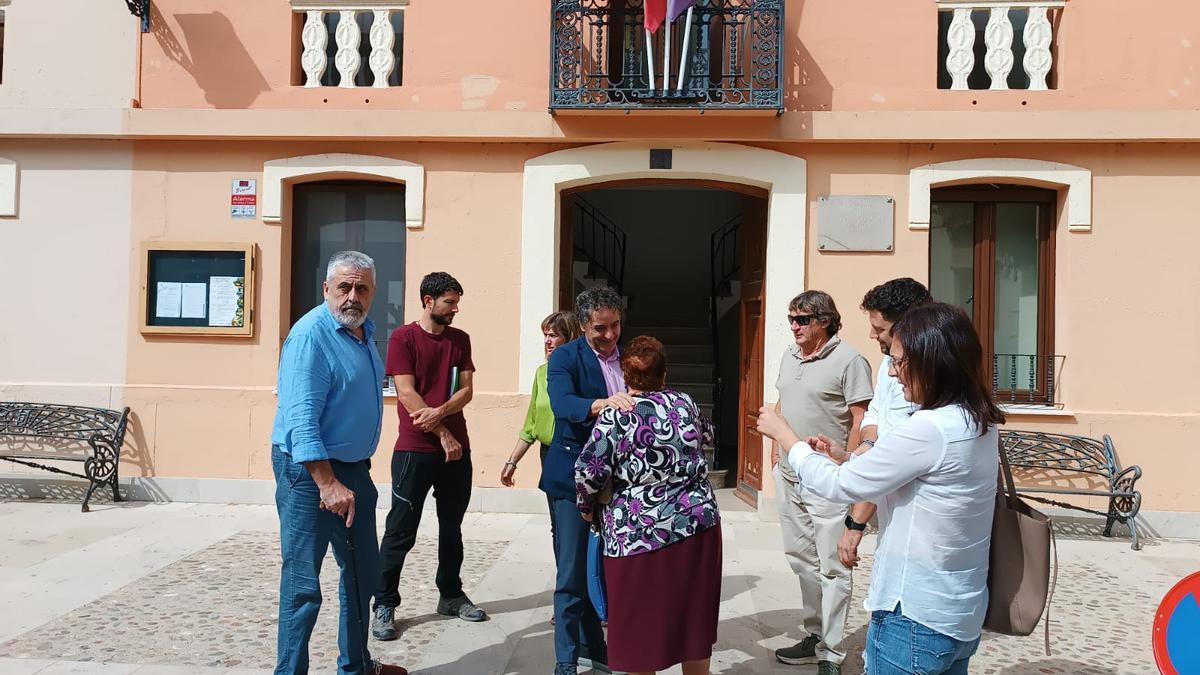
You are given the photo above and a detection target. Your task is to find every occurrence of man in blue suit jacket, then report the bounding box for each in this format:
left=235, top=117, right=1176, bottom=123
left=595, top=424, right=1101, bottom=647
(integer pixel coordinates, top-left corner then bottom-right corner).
left=541, top=286, right=633, bottom=675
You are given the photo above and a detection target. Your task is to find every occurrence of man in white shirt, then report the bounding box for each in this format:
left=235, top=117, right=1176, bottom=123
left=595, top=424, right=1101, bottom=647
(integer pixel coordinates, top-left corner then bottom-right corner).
left=836, top=278, right=932, bottom=570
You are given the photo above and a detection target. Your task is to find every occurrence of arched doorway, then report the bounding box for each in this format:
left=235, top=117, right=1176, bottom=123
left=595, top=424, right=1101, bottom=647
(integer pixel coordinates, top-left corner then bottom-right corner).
left=520, top=143, right=807, bottom=507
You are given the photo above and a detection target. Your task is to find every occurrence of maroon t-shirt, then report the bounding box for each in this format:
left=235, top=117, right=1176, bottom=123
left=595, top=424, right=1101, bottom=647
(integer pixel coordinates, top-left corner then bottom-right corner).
left=386, top=323, right=474, bottom=452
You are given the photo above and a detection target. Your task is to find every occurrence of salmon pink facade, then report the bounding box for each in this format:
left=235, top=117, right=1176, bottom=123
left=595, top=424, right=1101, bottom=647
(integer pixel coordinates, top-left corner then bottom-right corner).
left=2, top=0, right=1199, bottom=534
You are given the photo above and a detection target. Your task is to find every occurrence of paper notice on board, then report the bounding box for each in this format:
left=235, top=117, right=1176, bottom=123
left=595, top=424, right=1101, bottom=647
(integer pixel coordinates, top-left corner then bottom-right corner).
left=181, top=283, right=207, bottom=319
left=155, top=282, right=183, bottom=318
left=208, top=276, right=245, bottom=327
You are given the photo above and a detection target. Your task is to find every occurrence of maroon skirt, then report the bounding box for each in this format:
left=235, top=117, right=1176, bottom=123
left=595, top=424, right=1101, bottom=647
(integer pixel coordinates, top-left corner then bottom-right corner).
left=602, top=522, right=723, bottom=672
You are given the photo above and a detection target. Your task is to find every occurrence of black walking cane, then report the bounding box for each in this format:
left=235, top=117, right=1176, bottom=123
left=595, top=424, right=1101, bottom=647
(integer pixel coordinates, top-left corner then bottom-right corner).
left=344, top=532, right=377, bottom=675
left=325, top=493, right=376, bottom=675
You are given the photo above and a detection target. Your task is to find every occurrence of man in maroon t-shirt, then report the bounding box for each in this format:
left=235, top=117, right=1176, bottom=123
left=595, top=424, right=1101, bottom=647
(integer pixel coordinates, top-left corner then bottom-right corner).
left=372, top=272, right=487, bottom=641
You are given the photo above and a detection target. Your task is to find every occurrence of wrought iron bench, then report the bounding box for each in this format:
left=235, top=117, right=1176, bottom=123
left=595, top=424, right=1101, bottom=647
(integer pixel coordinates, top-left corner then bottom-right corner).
left=999, top=429, right=1143, bottom=549
left=0, top=402, right=130, bottom=512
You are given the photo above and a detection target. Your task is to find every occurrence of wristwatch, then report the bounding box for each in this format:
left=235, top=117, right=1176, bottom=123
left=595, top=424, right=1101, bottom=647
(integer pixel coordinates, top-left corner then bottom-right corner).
left=844, top=514, right=867, bottom=532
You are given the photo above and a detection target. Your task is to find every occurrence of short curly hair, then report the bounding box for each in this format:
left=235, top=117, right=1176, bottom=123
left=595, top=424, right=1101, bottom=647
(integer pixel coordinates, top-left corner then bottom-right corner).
left=575, top=286, right=625, bottom=328
left=860, top=278, right=932, bottom=323
left=620, top=336, right=667, bottom=392
left=419, top=272, right=463, bottom=303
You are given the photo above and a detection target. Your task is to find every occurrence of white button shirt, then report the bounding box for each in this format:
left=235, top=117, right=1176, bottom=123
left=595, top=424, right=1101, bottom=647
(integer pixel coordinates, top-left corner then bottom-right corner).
left=860, top=355, right=919, bottom=438
left=788, top=405, right=999, bottom=642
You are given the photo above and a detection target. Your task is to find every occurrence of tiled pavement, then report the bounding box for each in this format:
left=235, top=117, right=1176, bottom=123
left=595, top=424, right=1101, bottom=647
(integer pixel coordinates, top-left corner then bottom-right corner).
left=0, top=492, right=1193, bottom=674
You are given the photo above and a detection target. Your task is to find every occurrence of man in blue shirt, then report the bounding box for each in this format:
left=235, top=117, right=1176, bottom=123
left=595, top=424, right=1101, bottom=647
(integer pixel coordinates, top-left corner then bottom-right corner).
left=271, top=251, right=407, bottom=675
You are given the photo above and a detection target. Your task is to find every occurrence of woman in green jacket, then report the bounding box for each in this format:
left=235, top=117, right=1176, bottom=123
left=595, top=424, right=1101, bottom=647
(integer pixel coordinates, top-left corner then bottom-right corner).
left=500, top=311, right=580, bottom=556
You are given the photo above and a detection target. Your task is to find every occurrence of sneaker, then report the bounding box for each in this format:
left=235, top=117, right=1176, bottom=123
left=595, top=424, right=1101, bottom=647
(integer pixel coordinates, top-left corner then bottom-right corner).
left=436, top=594, right=488, bottom=622
left=775, top=633, right=821, bottom=665
left=554, top=663, right=578, bottom=675
left=372, top=605, right=398, bottom=641
left=816, top=660, right=841, bottom=675
left=370, top=662, right=409, bottom=675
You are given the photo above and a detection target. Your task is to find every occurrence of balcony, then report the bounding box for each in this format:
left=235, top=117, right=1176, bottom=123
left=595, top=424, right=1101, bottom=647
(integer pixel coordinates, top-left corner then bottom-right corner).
left=937, top=0, right=1064, bottom=91
left=292, top=1, right=405, bottom=88
left=550, top=0, right=784, bottom=113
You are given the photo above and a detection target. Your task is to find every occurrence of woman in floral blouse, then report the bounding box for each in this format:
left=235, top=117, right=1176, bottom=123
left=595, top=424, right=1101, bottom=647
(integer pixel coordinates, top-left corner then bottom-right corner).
left=575, top=335, right=722, bottom=675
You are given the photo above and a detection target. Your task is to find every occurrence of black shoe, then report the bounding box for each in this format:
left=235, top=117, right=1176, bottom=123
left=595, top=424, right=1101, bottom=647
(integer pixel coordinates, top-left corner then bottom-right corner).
left=775, top=633, right=821, bottom=665
left=816, top=660, right=842, bottom=675
left=436, top=594, right=488, bottom=622
left=372, top=605, right=398, bottom=641
left=553, top=663, right=577, bottom=675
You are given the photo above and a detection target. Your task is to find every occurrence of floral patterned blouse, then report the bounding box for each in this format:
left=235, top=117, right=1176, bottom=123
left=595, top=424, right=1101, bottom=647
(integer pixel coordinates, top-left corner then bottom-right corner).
left=574, top=389, right=720, bottom=557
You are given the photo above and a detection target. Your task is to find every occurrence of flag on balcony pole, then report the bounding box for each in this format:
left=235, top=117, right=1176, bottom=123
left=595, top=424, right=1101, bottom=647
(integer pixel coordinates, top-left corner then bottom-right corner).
left=644, top=0, right=667, bottom=33
left=667, top=0, right=698, bottom=21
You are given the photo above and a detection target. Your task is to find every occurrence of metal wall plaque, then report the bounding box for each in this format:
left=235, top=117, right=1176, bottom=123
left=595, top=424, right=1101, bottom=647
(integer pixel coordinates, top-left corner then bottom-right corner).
left=817, top=195, right=895, bottom=252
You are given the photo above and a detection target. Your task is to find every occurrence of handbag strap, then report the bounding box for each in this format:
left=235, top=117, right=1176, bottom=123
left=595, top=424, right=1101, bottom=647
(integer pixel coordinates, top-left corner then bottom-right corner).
left=998, top=436, right=1021, bottom=509
left=1044, top=527, right=1058, bottom=656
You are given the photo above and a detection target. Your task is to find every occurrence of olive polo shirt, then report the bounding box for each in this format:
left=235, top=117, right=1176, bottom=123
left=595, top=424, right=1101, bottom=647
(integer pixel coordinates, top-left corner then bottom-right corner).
left=775, top=335, right=874, bottom=483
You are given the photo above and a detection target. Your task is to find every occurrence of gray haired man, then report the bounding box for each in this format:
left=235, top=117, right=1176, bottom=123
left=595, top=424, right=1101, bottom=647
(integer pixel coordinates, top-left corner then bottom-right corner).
left=271, top=251, right=407, bottom=674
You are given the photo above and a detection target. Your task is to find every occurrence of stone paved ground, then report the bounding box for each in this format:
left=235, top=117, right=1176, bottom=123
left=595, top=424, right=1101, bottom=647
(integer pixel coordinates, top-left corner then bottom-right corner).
left=0, top=493, right=1193, bottom=674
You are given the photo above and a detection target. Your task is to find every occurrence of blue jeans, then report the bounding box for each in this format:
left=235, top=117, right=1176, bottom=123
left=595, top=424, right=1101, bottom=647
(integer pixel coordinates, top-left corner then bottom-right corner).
left=550, top=496, right=607, bottom=665
left=273, top=446, right=380, bottom=675
left=865, top=605, right=979, bottom=675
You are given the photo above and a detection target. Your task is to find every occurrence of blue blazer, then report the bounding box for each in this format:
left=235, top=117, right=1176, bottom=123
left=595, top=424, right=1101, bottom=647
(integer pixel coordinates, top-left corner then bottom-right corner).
left=540, top=337, right=608, bottom=499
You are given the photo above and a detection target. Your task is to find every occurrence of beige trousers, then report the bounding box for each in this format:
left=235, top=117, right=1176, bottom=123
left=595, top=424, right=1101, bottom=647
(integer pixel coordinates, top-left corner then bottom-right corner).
left=774, top=462, right=852, bottom=665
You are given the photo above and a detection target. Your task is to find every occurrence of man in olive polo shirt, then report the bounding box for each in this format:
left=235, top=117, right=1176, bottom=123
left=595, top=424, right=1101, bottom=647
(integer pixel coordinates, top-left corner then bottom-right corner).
left=772, top=290, right=873, bottom=675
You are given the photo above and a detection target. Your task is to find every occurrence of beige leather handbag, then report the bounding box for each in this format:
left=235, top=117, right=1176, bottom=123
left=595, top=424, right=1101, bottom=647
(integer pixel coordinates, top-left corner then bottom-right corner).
left=984, top=442, right=1057, bottom=655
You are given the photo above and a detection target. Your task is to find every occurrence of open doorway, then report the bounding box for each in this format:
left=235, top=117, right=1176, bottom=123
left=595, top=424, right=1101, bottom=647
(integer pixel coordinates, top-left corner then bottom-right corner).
left=559, top=181, right=768, bottom=506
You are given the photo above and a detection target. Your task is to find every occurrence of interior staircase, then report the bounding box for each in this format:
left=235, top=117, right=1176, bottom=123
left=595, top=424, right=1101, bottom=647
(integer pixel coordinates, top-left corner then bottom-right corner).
left=568, top=201, right=743, bottom=479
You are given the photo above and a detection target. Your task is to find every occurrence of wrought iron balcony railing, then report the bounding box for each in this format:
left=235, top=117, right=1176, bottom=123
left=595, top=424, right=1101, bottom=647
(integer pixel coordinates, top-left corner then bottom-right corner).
left=992, top=353, right=1064, bottom=406
left=550, top=0, right=784, bottom=113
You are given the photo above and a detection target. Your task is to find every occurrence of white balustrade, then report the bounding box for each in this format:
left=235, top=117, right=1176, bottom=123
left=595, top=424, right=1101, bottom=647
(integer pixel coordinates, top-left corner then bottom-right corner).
left=938, top=1, right=1064, bottom=91
left=291, top=1, right=405, bottom=87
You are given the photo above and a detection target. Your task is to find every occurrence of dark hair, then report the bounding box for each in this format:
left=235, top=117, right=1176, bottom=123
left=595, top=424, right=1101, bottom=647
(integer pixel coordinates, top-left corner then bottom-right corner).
left=860, top=278, right=932, bottom=323
left=621, top=336, right=667, bottom=391
left=788, top=290, right=842, bottom=336
left=892, top=302, right=1006, bottom=432
left=419, top=272, right=463, bottom=304
left=575, top=286, right=625, bottom=327
left=541, top=311, right=580, bottom=342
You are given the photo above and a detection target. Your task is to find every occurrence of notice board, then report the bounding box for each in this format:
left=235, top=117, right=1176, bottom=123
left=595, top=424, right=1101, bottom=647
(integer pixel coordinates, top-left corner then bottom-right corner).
left=140, top=242, right=255, bottom=336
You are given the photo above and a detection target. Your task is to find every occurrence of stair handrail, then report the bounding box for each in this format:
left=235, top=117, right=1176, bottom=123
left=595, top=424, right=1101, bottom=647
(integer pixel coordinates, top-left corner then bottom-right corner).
left=707, top=213, right=742, bottom=471
left=573, top=196, right=628, bottom=295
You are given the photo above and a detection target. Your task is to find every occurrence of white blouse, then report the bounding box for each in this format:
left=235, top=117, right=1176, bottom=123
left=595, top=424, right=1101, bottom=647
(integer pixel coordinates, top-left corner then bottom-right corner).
left=787, top=404, right=999, bottom=642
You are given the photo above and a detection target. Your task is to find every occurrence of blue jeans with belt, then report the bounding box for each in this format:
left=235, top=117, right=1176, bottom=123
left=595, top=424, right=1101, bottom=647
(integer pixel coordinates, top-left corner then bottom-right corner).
left=865, top=604, right=980, bottom=675
left=273, top=446, right=380, bottom=675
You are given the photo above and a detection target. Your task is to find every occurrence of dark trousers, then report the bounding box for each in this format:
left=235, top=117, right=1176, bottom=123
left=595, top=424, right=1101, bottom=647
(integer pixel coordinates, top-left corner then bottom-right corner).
left=551, top=496, right=607, bottom=665
left=374, top=449, right=473, bottom=609
left=272, top=446, right=379, bottom=675
left=540, top=444, right=559, bottom=564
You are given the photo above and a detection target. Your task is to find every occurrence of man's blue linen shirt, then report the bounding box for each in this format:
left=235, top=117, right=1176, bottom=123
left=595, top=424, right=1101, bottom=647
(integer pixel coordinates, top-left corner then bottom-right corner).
left=271, top=304, right=384, bottom=464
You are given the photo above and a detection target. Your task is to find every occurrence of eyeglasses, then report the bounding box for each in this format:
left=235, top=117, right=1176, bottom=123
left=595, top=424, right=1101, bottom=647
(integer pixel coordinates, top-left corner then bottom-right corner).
left=787, top=313, right=821, bottom=326
left=891, top=355, right=909, bottom=369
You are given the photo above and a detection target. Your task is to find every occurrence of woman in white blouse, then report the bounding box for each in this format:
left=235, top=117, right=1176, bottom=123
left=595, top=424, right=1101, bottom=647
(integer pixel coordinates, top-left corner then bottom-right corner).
left=757, top=302, right=1005, bottom=675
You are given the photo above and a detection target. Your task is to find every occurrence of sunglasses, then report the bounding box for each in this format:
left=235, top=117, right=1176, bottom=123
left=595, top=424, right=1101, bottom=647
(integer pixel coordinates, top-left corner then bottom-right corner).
left=787, top=313, right=821, bottom=326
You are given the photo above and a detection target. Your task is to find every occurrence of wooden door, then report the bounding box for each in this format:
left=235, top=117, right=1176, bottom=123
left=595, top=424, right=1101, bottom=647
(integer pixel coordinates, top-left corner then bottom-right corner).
left=558, top=192, right=575, bottom=312
left=736, top=195, right=768, bottom=507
